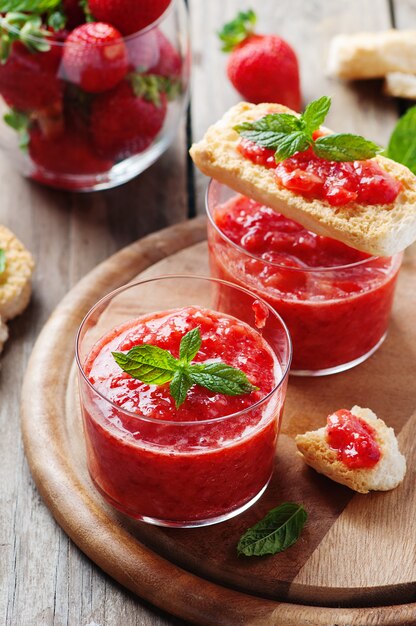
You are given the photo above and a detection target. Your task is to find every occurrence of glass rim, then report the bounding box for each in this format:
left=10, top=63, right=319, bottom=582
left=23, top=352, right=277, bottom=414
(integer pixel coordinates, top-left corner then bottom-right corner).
left=75, top=273, right=292, bottom=426
left=205, top=178, right=385, bottom=274
left=1, top=0, right=176, bottom=47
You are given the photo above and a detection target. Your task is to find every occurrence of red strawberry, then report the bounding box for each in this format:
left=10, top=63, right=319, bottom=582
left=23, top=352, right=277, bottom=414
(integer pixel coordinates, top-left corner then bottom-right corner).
left=62, top=0, right=86, bottom=29
left=219, top=10, right=301, bottom=110
left=29, top=125, right=112, bottom=176
left=0, top=41, right=63, bottom=112
left=126, top=29, right=160, bottom=72
left=88, top=0, right=172, bottom=36
left=63, top=22, right=128, bottom=93
left=91, top=77, right=167, bottom=160
left=149, top=29, right=181, bottom=78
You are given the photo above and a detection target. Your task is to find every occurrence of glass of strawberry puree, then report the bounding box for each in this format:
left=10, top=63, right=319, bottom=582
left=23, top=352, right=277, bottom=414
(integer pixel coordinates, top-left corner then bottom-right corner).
left=76, top=275, right=291, bottom=527
left=206, top=180, right=403, bottom=376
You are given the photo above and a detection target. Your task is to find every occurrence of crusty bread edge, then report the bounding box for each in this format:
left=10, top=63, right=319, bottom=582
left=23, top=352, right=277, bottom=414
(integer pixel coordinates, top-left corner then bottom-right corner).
left=190, top=102, right=416, bottom=256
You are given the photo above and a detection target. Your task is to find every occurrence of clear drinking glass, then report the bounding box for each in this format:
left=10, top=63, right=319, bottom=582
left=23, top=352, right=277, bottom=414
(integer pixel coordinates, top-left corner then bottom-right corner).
left=76, top=275, right=292, bottom=527
left=0, top=0, right=190, bottom=191
left=206, top=179, right=403, bottom=376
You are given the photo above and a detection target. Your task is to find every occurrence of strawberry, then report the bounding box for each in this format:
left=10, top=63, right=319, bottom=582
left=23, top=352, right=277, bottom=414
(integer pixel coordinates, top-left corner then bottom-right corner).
left=88, top=0, right=172, bottom=36
left=29, top=125, right=112, bottom=176
left=0, top=41, right=63, bottom=111
left=219, top=10, right=301, bottom=110
left=63, top=22, right=128, bottom=93
left=91, top=76, right=167, bottom=160
left=127, top=29, right=160, bottom=72
left=62, top=0, right=86, bottom=29
left=148, top=29, right=181, bottom=78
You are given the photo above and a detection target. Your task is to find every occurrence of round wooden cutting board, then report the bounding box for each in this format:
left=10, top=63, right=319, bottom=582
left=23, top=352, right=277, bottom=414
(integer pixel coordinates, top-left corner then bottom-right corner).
left=21, top=217, right=416, bottom=626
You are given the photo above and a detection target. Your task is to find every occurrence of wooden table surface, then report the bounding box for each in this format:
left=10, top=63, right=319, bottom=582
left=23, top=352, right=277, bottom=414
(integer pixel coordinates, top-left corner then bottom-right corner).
left=1, top=1, right=414, bottom=624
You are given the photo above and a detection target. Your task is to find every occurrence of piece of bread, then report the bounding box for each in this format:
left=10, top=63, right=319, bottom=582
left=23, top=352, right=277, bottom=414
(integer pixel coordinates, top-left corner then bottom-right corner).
left=295, top=406, right=406, bottom=494
left=0, top=316, right=8, bottom=356
left=327, top=30, right=416, bottom=80
left=190, top=101, right=416, bottom=256
left=0, top=226, right=34, bottom=321
left=384, top=72, right=416, bottom=99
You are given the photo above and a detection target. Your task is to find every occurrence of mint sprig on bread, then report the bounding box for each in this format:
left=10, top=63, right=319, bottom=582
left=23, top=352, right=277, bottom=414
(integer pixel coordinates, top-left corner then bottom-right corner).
left=234, top=96, right=382, bottom=162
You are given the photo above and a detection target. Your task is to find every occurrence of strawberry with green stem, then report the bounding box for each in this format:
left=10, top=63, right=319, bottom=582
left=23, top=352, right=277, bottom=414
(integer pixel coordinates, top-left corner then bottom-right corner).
left=91, top=74, right=170, bottom=160
left=219, top=9, right=301, bottom=111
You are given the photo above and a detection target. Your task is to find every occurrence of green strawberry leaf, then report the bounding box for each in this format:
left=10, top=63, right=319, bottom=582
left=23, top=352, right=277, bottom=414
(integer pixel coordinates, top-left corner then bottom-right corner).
left=47, top=9, right=67, bottom=31
left=112, top=346, right=178, bottom=385
left=313, top=133, right=382, bottom=162
left=170, top=369, right=192, bottom=408
left=0, top=0, right=60, bottom=10
left=301, top=95, right=331, bottom=135
left=188, top=362, right=258, bottom=396
left=0, top=249, right=6, bottom=275
left=237, top=502, right=308, bottom=557
left=4, top=109, right=30, bottom=150
left=387, top=106, right=416, bottom=174
left=129, top=73, right=170, bottom=107
left=0, top=12, right=52, bottom=58
left=179, top=327, right=201, bottom=363
left=218, top=9, right=256, bottom=52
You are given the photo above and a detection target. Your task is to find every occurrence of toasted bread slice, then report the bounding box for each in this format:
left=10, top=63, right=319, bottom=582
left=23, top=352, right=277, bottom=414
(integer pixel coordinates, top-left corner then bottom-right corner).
left=295, top=406, right=406, bottom=494
left=327, top=30, right=416, bottom=80
left=190, top=102, right=416, bottom=256
left=384, top=72, right=416, bottom=99
left=0, top=225, right=34, bottom=321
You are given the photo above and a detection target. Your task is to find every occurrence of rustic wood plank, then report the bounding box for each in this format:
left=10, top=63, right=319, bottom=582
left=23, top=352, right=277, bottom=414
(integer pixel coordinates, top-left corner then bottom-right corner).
left=0, top=125, right=189, bottom=626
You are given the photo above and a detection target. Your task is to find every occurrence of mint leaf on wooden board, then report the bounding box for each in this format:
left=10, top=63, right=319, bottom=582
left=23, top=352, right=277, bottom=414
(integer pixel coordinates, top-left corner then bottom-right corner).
left=234, top=96, right=382, bottom=163
left=237, top=502, right=308, bottom=557
left=112, top=327, right=258, bottom=408
left=0, top=249, right=6, bottom=274
left=313, top=134, right=382, bottom=162
left=387, top=106, right=416, bottom=174
left=112, top=345, right=178, bottom=385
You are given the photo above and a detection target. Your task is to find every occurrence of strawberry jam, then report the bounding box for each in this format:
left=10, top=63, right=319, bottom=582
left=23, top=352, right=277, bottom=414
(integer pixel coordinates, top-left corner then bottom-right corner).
left=79, top=306, right=287, bottom=524
left=207, top=183, right=402, bottom=373
left=326, top=409, right=381, bottom=469
left=238, top=139, right=402, bottom=207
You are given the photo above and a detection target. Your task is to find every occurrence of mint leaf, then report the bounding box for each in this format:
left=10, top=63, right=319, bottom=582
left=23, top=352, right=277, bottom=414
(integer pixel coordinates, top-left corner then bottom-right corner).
left=0, top=249, right=6, bottom=275
left=112, top=328, right=258, bottom=407
left=188, top=362, right=257, bottom=396
left=0, top=0, right=60, bottom=10
left=387, top=106, right=416, bottom=174
left=218, top=9, right=256, bottom=52
left=112, top=346, right=178, bottom=385
left=273, top=131, right=311, bottom=162
left=170, top=369, right=192, bottom=409
left=302, top=95, right=331, bottom=135
left=237, top=502, right=308, bottom=557
left=313, top=134, right=382, bottom=162
left=179, top=327, right=201, bottom=363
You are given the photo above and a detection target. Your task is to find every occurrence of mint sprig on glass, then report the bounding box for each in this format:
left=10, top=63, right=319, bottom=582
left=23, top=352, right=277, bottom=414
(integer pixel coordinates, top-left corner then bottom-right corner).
left=237, top=502, right=308, bottom=557
left=387, top=106, right=416, bottom=174
left=0, top=249, right=6, bottom=275
left=234, top=95, right=382, bottom=163
left=112, top=327, right=258, bottom=408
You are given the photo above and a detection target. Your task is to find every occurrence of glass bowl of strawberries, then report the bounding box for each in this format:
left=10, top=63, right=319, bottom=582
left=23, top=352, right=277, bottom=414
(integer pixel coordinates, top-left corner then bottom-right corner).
left=0, top=0, right=190, bottom=191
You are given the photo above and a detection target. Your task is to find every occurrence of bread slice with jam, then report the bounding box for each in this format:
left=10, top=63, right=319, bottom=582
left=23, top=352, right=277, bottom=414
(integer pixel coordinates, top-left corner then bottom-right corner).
left=190, top=102, right=416, bottom=256
left=295, top=406, right=406, bottom=494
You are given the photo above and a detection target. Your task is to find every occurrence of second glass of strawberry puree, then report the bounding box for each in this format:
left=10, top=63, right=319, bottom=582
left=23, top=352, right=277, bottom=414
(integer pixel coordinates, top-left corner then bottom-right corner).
left=76, top=276, right=291, bottom=527
left=206, top=180, right=403, bottom=375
